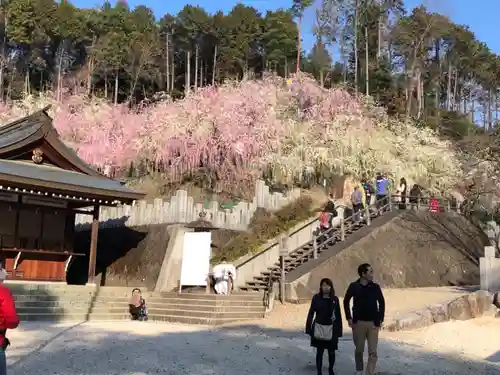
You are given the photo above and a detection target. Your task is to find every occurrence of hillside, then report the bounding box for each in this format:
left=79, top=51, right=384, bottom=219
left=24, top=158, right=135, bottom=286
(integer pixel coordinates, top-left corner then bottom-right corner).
left=286, top=211, right=489, bottom=300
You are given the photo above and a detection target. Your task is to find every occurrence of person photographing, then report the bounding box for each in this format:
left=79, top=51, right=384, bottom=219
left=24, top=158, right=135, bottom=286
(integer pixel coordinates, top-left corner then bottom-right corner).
left=0, top=268, right=20, bottom=375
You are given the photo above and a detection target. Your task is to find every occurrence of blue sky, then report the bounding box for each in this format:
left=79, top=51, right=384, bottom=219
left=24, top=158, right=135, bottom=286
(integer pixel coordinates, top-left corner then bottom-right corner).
left=74, top=0, right=499, bottom=55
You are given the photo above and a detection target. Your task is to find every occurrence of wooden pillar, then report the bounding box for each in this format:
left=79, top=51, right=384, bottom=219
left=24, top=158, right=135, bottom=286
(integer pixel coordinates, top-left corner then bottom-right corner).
left=87, top=205, right=99, bottom=284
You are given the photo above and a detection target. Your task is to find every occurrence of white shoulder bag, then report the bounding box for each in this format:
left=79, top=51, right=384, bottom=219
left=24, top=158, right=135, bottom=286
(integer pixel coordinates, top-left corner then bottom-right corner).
left=313, top=299, right=336, bottom=341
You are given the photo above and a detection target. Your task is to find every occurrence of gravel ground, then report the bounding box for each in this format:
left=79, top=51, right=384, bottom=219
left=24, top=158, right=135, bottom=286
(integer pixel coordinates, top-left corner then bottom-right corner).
left=5, top=287, right=500, bottom=375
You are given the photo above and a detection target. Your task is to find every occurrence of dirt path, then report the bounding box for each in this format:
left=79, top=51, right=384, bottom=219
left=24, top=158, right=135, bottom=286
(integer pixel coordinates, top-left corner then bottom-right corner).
left=5, top=287, right=498, bottom=375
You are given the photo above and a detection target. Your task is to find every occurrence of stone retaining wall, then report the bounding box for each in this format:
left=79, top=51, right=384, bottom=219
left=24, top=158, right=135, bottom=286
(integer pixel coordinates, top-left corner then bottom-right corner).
left=384, top=290, right=495, bottom=331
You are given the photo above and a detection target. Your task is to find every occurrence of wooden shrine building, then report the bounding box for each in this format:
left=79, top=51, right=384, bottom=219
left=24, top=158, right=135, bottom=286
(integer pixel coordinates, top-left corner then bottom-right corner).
left=0, top=106, right=144, bottom=283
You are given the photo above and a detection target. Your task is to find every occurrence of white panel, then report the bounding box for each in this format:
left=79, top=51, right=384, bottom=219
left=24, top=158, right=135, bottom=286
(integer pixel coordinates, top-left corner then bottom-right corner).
left=179, top=232, right=211, bottom=287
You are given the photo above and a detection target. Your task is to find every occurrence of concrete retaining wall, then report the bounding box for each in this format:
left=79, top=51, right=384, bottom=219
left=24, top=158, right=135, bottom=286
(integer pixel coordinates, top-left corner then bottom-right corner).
left=75, top=180, right=301, bottom=231
left=480, top=246, right=500, bottom=292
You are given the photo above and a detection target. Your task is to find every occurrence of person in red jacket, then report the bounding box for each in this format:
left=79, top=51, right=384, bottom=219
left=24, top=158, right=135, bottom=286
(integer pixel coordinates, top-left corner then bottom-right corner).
left=0, top=268, right=19, bottom=375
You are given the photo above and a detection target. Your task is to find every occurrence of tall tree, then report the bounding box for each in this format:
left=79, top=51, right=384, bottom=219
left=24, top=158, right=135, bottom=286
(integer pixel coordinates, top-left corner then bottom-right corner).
left=292, top=0, right=313, bottom=72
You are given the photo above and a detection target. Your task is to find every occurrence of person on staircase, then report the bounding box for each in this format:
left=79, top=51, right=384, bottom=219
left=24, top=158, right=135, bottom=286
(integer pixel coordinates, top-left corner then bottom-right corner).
left=396, top=177, right=408, bottom=210
left=409, top=184, right=422, bottom=210
left=351, top=186, right=363, bottom=225
left=212, top=258, right=236, bottom=295
left=375, top=174, right=389, bottom=214
left=0, top=267, right=20, bottom=375
left=361, top=178, right=375, bottom=210
left=306, top=278, right=343, bottom=375
left=324, top=194, right=338, bottom=229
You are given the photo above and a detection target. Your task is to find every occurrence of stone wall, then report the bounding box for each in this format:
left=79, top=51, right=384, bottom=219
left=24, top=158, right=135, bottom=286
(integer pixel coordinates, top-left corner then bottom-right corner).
left=385, top=290, right=495, bottom=331
left=75, top=180, right=301, bottom=231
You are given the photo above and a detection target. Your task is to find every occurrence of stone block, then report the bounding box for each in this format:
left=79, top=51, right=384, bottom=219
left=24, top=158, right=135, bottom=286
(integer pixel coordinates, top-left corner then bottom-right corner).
left=447, top=295, right=473, bottom=320
left=395, top=309, right=433, bottom=330
left=427, top=303, right=449, bottom=323
left=475, top=290, right=494, bottom=316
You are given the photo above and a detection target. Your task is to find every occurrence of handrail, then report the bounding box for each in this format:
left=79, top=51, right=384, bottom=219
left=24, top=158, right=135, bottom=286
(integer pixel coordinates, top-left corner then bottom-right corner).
left=237, top=194, right=462, bottom=270
left=236, top=213, right=320, bottom=270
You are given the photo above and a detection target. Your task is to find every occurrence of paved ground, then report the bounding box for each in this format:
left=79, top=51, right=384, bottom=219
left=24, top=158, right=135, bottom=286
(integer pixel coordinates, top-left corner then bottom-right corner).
left=5, top=287, right=500, bottom=375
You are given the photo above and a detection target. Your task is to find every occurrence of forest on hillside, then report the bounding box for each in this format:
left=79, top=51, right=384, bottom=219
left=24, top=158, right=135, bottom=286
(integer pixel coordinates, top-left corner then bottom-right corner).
left=1, top=0, right=499, bottom=135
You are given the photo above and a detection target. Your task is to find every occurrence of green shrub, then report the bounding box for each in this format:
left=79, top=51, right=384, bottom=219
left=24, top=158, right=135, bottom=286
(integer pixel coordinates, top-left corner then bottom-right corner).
left=213, top=195, right=315, bottom=262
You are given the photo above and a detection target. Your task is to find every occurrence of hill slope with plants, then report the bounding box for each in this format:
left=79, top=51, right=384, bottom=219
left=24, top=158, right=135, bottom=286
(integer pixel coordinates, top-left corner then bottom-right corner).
left=1, top=75, right=461, bottom=197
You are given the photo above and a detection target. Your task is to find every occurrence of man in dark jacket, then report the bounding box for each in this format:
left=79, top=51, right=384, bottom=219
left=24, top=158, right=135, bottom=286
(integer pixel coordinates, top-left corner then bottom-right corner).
left=343, top=263, right=385, bottom=375
left=0, top=268, right=19, bottom=375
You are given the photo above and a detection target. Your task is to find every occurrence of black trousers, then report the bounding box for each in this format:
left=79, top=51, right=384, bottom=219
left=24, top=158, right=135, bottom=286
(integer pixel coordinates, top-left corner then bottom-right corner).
left=316, top=347, right=335, bottom=374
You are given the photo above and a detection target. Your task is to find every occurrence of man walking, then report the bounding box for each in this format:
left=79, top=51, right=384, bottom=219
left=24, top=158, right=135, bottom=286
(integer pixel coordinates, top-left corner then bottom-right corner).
left=343, top=263, right=385, bottom=375
left=0, top=268, right=19, bottom=375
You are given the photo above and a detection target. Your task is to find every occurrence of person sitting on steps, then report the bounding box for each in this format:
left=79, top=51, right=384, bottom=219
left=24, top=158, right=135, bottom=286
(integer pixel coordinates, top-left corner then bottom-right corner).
left=129, top=288, right=148, bottom=321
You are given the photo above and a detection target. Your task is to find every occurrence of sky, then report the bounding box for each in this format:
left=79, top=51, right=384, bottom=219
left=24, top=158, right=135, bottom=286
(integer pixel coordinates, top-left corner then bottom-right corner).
left=73, top=0, right=500, bottom=55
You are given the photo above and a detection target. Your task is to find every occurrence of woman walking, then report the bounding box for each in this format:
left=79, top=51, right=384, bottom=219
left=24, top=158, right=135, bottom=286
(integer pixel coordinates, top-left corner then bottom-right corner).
left=306, top=278, right=343, bottom=375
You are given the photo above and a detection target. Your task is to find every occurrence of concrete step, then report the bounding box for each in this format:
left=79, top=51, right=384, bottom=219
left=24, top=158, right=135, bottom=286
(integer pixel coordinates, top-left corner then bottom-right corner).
left=15, top=299, right=263, bottom=310
left=17, top=313, right=260, bottom=325
left=12, top=292, right=263, bottom=302
left=15, top=306, right=264, bottom=318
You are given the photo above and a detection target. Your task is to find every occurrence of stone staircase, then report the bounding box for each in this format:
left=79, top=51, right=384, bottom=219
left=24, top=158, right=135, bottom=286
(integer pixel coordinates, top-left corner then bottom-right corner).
left=239, top=207, right=401, bottom=292
left=8, top=284, right=265, bottom=325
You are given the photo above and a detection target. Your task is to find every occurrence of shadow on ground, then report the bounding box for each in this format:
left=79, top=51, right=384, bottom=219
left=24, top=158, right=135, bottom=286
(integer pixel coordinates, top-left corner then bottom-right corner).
left=6, top=322, right=500, bottom=375
left=487, top=351, right=500, bottom=363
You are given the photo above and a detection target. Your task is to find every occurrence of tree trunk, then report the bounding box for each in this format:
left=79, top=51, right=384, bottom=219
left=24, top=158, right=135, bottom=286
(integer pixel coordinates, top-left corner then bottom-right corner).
left=104, top=71, right=108, bottom=99
left=185, top=50, right=191, bottom=94
left=453, top=69, right=458, bottom=111
left=24, top=70, right=30, bottom=97
left=354, top=0, right=359, bottom=95
left=200, top=59, right=203, bottom=87
left=364, top=26, right=369, bottom=96
left=377, top=15, right=381, bottom=62
left=86, top=35, right=97, bottom=96
left=171, top=54, right=175, bottom=91
left=194, top=44, right=199, bottom=91
left=296, top=15, right=302, bottom=72
left=57, top=44, right=64, bottom=102
left=0, top=8, right=7, bottom=102
left=320, top=69, right=324, bottom=87
left=446, top=63, right=452, bottom=110
left=114, top=71, right=119, bottom=105
left=212, top=44, right=217, bottom=86
left=165, top=33, right=170, bottom=92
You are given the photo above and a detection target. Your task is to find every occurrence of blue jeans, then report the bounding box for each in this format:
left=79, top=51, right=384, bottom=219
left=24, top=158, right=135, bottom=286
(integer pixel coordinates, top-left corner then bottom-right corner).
left=0, top=349, right=6, bottom=375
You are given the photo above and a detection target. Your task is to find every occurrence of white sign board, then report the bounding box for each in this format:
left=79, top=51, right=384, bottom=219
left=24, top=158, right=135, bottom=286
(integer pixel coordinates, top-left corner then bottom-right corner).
left=179, top=231, right=212, bottom=287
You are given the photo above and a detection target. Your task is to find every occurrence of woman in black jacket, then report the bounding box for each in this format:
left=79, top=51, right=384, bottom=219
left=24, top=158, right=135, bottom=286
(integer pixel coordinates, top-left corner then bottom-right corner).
left=306, top=278, right=343, bottom=375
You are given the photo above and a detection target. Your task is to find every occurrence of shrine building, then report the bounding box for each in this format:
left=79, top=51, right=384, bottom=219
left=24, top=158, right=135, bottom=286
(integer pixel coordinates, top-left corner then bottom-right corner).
left=0, top=106, right=144, bottom=283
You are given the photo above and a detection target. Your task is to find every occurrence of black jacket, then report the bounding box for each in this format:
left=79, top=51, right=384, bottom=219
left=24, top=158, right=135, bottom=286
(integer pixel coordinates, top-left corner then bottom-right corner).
left=343, top=279, right=385, bottom=327
left=306, top=294, right=343, bottom=348
left=324, top=200, right=337, bottom=215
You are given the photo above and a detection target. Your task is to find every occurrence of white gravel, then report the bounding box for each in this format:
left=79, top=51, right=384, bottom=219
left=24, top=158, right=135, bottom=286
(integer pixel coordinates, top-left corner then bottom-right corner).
left=5, top=318, right=500, bottom=375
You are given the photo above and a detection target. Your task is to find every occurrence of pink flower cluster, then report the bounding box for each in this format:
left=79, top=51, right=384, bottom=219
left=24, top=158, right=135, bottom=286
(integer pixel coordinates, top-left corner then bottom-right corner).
left=48, top=74, right=364, bottom=186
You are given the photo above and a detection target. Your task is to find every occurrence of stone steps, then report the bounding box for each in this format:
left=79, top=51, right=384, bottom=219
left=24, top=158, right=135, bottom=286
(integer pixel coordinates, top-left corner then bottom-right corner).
left=19, top=312, right=259, bottom=325
left=10, top=285, right=265, bottom=325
